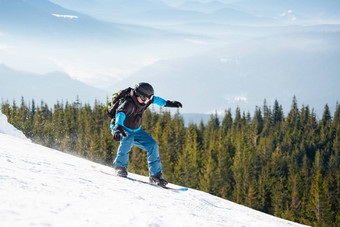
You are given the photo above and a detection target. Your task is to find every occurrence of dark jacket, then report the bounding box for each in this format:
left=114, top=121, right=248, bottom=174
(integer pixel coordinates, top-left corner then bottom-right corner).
left=116, top=90, right=154, bottom=130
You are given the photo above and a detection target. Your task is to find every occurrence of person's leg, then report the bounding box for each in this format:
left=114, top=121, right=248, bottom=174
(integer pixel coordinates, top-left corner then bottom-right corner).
left=134, top=129, right=162, bottom=176
left=113, top=131, right=134, bottom=168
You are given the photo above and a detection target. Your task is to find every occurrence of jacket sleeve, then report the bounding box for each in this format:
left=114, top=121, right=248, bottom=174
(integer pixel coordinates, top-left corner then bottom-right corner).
left=153, top=96, right=167, bottom=106
left=115, top=112, right=126, bottom=126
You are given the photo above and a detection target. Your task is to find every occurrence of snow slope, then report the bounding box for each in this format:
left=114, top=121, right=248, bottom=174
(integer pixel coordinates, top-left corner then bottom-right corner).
left=0, top=113, right=27, bottom=140
left=0, top=112, right=308, bottom=227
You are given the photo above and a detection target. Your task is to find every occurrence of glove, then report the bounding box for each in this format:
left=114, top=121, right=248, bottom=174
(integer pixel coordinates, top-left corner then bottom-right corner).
left=165, top=100, right=183, bottom=108
left=113, top=125, right=127, bottom=141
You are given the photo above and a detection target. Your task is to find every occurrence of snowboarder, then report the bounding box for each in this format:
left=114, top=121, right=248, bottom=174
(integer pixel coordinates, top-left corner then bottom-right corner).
left=111, top=82, right=182, bottom=186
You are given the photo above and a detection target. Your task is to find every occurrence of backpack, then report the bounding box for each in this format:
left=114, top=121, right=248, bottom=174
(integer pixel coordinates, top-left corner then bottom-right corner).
left=103, top=87, right=132, bottom=123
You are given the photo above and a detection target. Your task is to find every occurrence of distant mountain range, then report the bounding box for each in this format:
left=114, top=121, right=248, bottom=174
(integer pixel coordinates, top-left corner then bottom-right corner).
left=0, top=64, right=109, bottom=106
left=0, top=0, right=339, bottom=118
left=0, top=64, right=214, bottom=125
left=49, top=0, right=340, bottom=25
left=49, top=0, right=273, bottom=25
left=109, top=31, right=340, bottom=117
left=233, top=0, right=340, bottom=19
left=0, top=0, right=173, bottom=42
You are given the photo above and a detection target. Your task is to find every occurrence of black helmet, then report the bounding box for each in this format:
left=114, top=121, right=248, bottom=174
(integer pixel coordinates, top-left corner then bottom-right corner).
left=134, top=82, right=154, bottom=99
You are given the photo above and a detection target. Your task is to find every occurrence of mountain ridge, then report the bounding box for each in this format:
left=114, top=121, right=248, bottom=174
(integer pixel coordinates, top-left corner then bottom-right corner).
left=0, top=64, right=109, bottom=105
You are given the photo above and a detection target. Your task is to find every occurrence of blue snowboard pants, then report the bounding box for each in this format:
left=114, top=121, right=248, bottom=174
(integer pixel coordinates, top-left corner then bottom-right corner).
left=111, top=125, right=162, bottom=176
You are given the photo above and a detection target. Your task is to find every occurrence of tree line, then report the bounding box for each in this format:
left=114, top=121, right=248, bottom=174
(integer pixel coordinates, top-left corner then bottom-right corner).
left=1, top=97, right=339, bottom=226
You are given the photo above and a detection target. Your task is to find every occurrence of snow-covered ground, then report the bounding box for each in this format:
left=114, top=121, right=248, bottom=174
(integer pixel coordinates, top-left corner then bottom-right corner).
left=0, top=112, right=308, bottom=227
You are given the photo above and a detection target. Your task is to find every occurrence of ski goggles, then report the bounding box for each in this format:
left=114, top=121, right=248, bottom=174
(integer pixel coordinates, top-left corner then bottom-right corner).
left=135, top=91, right=153, bottom=102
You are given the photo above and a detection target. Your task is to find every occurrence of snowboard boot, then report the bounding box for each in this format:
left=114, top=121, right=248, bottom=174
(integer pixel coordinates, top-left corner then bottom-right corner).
left=149, top=173, right=168, bottom=187
left=113, top=166, right=128, bottom=178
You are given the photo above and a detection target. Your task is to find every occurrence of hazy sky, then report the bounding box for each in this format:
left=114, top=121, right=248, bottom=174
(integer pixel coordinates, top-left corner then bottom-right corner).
left=0, top=0, right=339, bottom=115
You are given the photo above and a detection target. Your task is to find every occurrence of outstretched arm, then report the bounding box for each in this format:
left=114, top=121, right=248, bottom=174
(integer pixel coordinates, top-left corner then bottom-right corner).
left=153, top=96, right=182, bottom=108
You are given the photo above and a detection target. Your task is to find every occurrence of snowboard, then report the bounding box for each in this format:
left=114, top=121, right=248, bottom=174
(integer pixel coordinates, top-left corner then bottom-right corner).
left=91, top=165, right=188, bottom=192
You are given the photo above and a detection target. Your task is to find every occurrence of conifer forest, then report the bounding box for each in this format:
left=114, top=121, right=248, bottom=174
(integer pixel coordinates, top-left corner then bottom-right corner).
left=1, top=97, right=339, bottom=226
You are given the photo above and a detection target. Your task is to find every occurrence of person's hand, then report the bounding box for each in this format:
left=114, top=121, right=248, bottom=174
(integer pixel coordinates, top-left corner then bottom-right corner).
left=165, top=101, right=183, bottom=108
left=113, top=125, right=127, bottom=141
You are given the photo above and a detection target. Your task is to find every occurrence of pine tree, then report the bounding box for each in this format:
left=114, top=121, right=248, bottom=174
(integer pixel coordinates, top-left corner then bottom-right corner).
left=261, top=99, right=272, bottom=137
left=326, top=102, right=340, bottom=226
left=286, top=96, right=300, bottom=129
left=199, top=114, right=221, bottom=194
left=221, top=109, right=233, bottom=136
left=273, top=99, right=284, bottom=125
left=288, top=171, right=302, bottom=222
left=257, top=166, right=272, bottom=213
left=1, top=102, right=11, bottom=119
left=200, top=130, right=219, bottom=194
left=9, top=100, right=18, bottom=124
left=270, top=143, right=289, bottom=218
left=306, top=150, right=323, bottom=225
left=15, top=97, right=33, bottom=137
left=32, top=107, right=45, bottom=144
left=30, top=99, right=36, bottom=122
left=231, top=131, right=248, bottom=204
left=299, top=154, right=312, bottom=224
left=233, top=107, right=242, bottom=131
left=174, top=124, right=200, bottom=188
left=217, top=135, right=235, bottom=200
left=158, top=111, right=176, bottom=181
left=319, top=104, right=334, bottom=176
left=102, top=118, right=116, bottom=165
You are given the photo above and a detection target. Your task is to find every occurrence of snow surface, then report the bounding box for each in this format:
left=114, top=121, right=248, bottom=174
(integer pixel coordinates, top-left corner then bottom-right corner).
left=0, top=113, right=27, bottom=140
left=0, top=114, right=309, bottom=227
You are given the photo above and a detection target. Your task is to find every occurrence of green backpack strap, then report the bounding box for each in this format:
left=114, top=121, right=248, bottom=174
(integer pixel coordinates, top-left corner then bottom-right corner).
left=103, top=90, right=121, bottom=112
left=103, top=87, right=132, bottom=119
